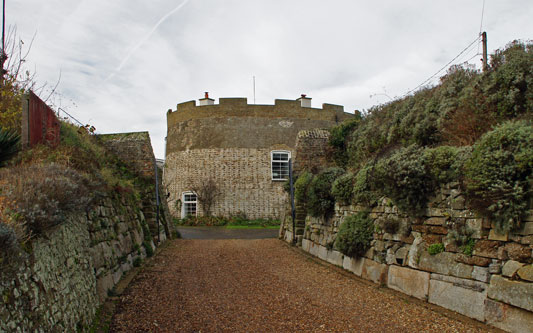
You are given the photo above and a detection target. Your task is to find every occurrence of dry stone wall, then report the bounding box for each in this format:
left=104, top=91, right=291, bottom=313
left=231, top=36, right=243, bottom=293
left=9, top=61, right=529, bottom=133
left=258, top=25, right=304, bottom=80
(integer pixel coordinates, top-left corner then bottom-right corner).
left=99, top=132, right=173, bottom=240
left=0, top=192, right=155, bottom=332
left=280, top=183, right=533, bottom=332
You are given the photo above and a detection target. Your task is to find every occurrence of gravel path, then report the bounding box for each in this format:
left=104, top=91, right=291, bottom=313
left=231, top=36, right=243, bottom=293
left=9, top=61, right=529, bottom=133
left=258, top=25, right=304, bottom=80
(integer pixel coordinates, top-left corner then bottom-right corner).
left=110, top=239, right=496, bottom=332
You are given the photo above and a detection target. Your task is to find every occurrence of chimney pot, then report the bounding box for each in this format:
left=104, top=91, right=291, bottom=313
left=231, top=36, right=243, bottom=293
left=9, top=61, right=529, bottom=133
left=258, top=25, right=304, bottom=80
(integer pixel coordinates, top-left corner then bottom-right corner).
left=205, top=92, right=209, bottom=98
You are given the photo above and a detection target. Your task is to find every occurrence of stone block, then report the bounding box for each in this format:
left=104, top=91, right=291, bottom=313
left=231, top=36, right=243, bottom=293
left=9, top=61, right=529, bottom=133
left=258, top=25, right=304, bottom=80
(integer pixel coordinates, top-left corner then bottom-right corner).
left=429, top=226, right=448, bottom=235
left=343, top=256, right=364, bottom=276
left=466, top=219, right=483, bottom=239
left=407, top=234, right=424, bottom=269
left=502, top=260, right=525, bottom=278
left=489, top=262, right=502, bottom=274
left=309, top=242, right=319, bottom=257
left=318, top=246, right=328, bottom=261
left=418, top=251, right=473, bottom=279
left=472, top=266, right=490, bottom=283
left=387, top=266, right=429, bottom=300
left=489, top=229, right=509, bottom=241
left=427, top=207, right=446, bottom=217
left=488, top=275, right=533, bottom=312
left=473, top=240, right=501, bottom=259
left=429, top=274, right=488, bottom=321
left=516, top=222, right=533, bottom=236
left=504, top=243, right=531, bottom=262
left=301, top=238, right=311, bottom=253
left=395, top=246, right=409, bottom=266
left=485, top=299, right=533, bottom=333
left=520, top=235, right=533, bottom=245
left=455, top=254, right=491, bottom=267
left=451, top=196, right=465, bottom=210
left=326, top=250, right=343, bottom=267
left=361, top=259, right=388, bottom=285
left=425, top=217, right=446, bottom=226
left=422, top=234, right=442, bottom=245
left=96, top=273, right=114, bottom=302
left=517, top=265, right=533, bottom=282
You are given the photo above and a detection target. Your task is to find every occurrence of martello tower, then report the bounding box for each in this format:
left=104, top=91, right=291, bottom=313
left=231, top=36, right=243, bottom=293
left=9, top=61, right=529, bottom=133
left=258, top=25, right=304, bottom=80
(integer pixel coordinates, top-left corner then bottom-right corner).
left=164, top=93, right=353, bottom=220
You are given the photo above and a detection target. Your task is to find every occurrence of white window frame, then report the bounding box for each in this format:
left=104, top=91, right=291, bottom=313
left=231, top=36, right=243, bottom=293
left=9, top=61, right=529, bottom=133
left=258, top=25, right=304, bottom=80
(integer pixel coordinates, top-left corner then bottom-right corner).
left=271, top=150, right=291, bottom=181
left=181, top=191, right=197, bottom=219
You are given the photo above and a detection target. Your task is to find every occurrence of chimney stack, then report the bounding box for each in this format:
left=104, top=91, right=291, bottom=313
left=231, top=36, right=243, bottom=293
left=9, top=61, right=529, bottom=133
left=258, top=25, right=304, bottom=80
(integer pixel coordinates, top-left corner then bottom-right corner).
left=199, top=91, right=215, bottom=106
left=297, top=94, right=312, bottom=108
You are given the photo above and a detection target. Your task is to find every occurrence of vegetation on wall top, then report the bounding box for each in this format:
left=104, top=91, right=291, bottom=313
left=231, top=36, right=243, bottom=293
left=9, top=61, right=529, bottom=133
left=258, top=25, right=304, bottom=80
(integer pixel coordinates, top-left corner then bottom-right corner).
left=311, top=40, right=533, bottom=231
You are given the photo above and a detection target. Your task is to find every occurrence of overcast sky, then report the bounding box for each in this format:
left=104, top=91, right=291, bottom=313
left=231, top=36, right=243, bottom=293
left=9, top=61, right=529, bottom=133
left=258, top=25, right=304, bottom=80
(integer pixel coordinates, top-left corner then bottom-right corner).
left=6, top=0, right=533, bottom=158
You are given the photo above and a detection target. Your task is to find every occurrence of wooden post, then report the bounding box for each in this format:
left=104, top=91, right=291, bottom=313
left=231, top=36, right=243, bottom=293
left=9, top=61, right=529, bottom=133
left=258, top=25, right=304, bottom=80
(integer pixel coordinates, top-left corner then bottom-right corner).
left=482, top=31, right=488, bottom=72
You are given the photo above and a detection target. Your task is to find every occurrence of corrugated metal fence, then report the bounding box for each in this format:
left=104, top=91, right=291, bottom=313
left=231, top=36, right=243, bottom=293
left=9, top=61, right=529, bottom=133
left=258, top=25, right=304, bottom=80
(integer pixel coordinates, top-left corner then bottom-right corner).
left=21, top=91, right=60, bottom=148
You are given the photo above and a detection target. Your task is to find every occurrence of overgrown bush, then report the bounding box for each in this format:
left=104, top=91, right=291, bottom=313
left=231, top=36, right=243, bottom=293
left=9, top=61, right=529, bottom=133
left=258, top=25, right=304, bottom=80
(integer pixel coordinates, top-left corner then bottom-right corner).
left=464, top=120, right=533, bottom=232
left=374, top=145, right=434, bottom=215
left=331, top=172, right=354, bottom=205
left=328, top=117, right=360, bottom=167
left=423, top=146, right=462, bottom=185
left=335, top=211, right=374, bottom=257
left=352, top=163, right=380, bottom=206
left=294, top=171, right=313, bottom=203
left=486, top=41, right=533, bottom=119
left=307, top=167, right=344, bottom=217
left=0, top=128, right=20, bottom=167
left=0, top=163, right=95, bottom=235
left=342, top=41, right=532, bottom=167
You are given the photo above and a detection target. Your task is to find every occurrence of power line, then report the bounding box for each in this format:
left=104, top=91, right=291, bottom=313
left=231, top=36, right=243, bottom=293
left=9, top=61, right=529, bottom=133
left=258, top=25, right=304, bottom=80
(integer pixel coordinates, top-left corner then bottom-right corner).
left=404, top=35, right=482, bottom=97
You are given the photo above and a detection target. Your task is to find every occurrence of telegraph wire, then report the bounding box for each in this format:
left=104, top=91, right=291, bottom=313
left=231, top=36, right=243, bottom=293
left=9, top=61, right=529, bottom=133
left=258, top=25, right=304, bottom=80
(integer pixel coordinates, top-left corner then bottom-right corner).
left=404, top=35, right=482, bottom=97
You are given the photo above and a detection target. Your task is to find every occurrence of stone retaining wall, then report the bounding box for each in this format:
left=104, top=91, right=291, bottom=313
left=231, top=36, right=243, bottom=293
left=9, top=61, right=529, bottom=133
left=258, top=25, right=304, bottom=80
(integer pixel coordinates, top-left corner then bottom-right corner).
left=0, top=192, right=157, bottom=331
left=280, top=184, right=533, bottom=332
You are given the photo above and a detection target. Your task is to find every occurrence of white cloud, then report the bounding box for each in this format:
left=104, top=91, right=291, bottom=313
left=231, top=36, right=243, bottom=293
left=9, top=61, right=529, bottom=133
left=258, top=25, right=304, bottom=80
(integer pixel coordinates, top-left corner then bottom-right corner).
left=6, top=0, right=533, bottom=158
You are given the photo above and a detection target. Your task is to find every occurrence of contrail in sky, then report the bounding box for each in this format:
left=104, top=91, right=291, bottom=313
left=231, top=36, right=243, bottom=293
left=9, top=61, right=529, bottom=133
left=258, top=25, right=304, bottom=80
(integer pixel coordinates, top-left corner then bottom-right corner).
left=106, top=0, right=191, bottom=81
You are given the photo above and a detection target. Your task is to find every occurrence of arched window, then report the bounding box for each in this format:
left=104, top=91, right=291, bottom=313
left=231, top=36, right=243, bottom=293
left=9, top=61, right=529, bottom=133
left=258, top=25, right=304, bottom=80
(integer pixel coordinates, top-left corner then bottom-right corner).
left=271, top=150, right=291, bottom=180
left=181, top=191, right=197, bottom=218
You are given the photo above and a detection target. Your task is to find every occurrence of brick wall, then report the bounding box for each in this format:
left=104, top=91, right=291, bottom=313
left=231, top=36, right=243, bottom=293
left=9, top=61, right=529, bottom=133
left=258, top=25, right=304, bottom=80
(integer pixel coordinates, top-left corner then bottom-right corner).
left=164, top=97, right=354, bottom=220
left=293, top=129, right=333, bottom=174
left=165, top=148, right=289, bottom=219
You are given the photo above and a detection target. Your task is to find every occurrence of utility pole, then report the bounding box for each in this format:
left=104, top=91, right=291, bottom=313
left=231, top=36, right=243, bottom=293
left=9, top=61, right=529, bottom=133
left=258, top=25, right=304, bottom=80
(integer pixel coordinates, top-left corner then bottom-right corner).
left=1, top=0, right=6, bottom=87
left=481, top=31, right=488, bottom=72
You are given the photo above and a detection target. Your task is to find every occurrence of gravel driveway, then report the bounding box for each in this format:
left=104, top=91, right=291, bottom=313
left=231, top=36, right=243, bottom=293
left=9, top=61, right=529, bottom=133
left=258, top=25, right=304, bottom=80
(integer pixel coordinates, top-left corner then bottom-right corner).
left=110, top=239, right=497, bottom=332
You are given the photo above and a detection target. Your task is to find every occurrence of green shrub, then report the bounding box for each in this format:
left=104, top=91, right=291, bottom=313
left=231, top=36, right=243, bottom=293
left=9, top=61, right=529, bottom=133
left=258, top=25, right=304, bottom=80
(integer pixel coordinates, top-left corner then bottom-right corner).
left=294, top=171, right=313, bottom=203
left=307, top=167, right=344, bottom=217
left=329, top=117, right=361, bottom=167
left=335, top=211, right=374, bottom=257
left=423, top=146, right=462, bottom=185
left=428, top=243, right=445, bottom=255
left=352, top=163, right=380, bottom=206
left=0, top=128, right=20, bottom=167
left=133, top=257, right=142, bottom=267
left=331, top=172, right=354, bottom=205
left=486, top=41, right=533, bottom=119
left=464, top=120, right=533, bottom=232
left=461, top=239, right=476, bottom=256
left=143, top=241, right=154, bottom=258
left=374, top=145, right=434, bottom=215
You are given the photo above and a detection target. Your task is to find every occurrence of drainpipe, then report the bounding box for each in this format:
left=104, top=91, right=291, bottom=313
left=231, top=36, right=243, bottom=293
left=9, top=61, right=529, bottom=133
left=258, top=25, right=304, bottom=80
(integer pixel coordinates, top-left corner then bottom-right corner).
left=289, top=158, right=296, bottom=245
left=154, top=158, right=160, bottom=244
